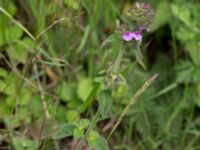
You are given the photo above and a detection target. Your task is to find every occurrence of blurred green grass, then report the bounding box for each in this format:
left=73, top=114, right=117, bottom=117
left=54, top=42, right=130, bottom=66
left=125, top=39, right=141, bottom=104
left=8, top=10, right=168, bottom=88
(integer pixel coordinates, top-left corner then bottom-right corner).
left=0, top=0, right=200, bottom=149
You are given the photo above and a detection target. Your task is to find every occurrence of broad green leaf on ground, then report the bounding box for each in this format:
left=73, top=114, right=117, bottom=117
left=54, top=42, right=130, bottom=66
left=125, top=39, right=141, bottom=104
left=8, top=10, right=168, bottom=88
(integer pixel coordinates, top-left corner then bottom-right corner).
left=5, top=96, right=16, bottom=107
left=87, top=130, right=99, bottom=148
left=0, top=100, right=11, bottom=116
left=87, top=131, right=109, bottom=150
left=7, top=37, right=35, bottom=63
left=79, top=83, right=101, bottom=114
left=19, top=88, right=31, bottom=106
left=53, top=123, right=76, bottom=140
left=58, top=82, right=74, bottom=102
left=55, top=105, right=68, bottom=122
left=0, top=73, right=19, bottom=96
left=66, top=109, right=79, bottom=122
left=0, top=24, right=23, bottom=46
left=73, top=128, right=84, bottom=139
left=13, top=137, right=38, bottom=150
left=17, top=107, right=31, bottom=124
left=5, top=25, right=23, bottom=42
left=96, top=136, right=109, bottom=150
left=77, top=78, right=93, bottom=101
left=4, top=107, right=30, bottom=128
left=79, top=119, right=90, bottom=129
left=0, top=68, right=8, bottom=78
left=5, top=88, right=31, bottom=107
left=17, top=37, right=36, bottom=52
left=7, top=45, right=27, bottom=63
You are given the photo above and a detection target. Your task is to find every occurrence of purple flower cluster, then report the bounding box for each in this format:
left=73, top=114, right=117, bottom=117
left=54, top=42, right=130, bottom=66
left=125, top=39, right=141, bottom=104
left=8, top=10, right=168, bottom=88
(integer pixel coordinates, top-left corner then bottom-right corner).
left=122, top=31, right=142, bottom=42
left=105, top=73, right=122, bottom=90
left=121, top=2, right=154, bottom=43
left=127, top=2, right=155, bottom=30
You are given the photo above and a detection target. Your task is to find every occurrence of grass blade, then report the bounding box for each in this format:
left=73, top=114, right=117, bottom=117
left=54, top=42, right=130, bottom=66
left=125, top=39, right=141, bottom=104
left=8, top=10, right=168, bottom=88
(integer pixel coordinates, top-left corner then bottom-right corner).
left=0, top=7, right=35, bottom=40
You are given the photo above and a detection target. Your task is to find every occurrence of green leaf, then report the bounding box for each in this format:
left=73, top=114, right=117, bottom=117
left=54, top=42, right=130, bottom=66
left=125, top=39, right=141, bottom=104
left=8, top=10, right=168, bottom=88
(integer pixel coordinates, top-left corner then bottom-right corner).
left=53, top=123, right=75, bottom=140
left=87, top=131, right=109, bottom=150
left=5, top=25, right=23, bottom=42
left=87, top=130, right=99, bottom=148
left=171, top=4, right=192, bottom=27
left=176, top=27, right=196, bottom=42
left=150, top=1, right=171, bottom=31
left=73, top=128, right=84, bottom=139
left=55, top=106, right=67, bottom=122
left=0, top=100, right=11, bottom=116
left=79, top=119, right=90, bottom=129
left=7, top=45, right=26, bottom=63
left=59, top=82, right=74, bottom=102
left=7, top=40, right=31, bottom=63
left=6, top=37, right=35, bottom=63
left=77, top=78, right=93, bottom=101
left=96, top=136, right=109, bottom=150
left=18, top=37, right=36, bottom=52
left=113, top=84, right=128, bottom=99
left=17, top=107, right=31, bottom=124
left=0, top=73, right=19, bottom=96
left=79, top=83, right=100, bottom=114
left=20, top=89, right=31, bottom=106
left=7, top=2, right=17, bottom=16
left=13, top=137, right=38, bottom=150
left=63, top=0, right=79, bottom=9
left=0, top=68, right=8, bottom=78
left=98, top=90, right=113, bottom=117
left=0, top=6, right=35, bottom=40
left=66, top=110, right=79, bottom=122
left=175, top=61, right=200, bottom=83
left=6, top=96, right=16, bottom=106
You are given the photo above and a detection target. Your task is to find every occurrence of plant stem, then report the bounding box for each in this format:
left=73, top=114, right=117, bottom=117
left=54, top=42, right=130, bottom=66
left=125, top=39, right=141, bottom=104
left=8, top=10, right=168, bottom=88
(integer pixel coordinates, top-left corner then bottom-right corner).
left=86, top=108, right=100, bottom=136
left=113, top=43, right=124, bottom=73
left=135, top=40, right=146, bottom=70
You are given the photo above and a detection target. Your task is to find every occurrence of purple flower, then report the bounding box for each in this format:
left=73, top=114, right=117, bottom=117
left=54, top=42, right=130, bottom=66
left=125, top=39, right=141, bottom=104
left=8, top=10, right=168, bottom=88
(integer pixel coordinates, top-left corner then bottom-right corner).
left=122, top=31, right=134, bottom=41
left=142, top=3, right=150, bottom=9
left=122, top=31, right=142, bottom=42
left=132, top=31, right=142, bottom=41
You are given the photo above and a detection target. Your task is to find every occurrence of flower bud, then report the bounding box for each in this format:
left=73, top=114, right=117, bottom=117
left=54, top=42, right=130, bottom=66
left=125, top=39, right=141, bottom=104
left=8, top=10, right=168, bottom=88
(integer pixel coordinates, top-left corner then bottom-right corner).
left=127, top=2, right=155, bottom=30
left=105, top=73, right=121, bottom=90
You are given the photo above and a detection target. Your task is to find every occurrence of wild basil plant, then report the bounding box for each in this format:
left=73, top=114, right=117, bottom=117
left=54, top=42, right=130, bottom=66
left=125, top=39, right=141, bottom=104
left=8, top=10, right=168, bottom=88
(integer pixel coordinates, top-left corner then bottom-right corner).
left=54, top=2, right=157, bottom=150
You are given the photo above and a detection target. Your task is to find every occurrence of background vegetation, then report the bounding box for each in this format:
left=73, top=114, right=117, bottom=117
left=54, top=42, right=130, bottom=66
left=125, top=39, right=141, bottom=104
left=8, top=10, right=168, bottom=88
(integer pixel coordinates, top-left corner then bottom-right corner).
left=0, top=0, right=200, bottom=149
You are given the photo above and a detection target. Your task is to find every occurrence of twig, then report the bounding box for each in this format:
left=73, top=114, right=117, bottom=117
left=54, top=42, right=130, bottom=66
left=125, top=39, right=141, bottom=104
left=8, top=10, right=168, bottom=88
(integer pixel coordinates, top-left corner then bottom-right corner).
left=34, top=63, right=51, bottom=119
